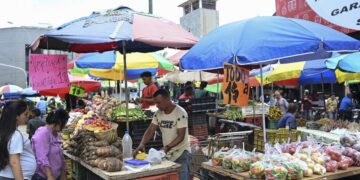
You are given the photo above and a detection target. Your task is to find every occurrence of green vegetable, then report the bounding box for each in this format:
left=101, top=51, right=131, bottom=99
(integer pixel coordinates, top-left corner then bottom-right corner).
left=223, top=109, right=243, bottom=121
left=110, top=105, right=147, bottom=121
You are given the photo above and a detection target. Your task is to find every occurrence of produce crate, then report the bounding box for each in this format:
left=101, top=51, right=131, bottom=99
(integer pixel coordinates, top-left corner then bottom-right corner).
left=188, top=112, right=207, bottom=126
left=178, top=97, right=217, bottom=113
left=189, top=124, right=209, bottom=141
left=268, top=120, right=278, bottom=129
left=253, top=129, right=301, bottom=152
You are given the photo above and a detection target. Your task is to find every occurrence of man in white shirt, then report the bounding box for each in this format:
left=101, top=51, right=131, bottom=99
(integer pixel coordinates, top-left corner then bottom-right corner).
left=134, top=89, right=191, bottom=180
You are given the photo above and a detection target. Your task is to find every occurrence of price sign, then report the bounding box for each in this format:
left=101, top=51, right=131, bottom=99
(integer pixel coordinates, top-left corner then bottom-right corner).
left=29, top=54, right=70, bottom=91
left=69, top=85, right=85, bottom=97
left=222, top=62, right=249, bottom=107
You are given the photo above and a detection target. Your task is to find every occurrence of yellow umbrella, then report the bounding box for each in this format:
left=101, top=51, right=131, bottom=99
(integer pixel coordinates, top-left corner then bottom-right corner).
left=267, top=62, right=305, bottom=82
left=335, top=70, right=360, bottom=83
left=89, top=52, right=159, bottom=80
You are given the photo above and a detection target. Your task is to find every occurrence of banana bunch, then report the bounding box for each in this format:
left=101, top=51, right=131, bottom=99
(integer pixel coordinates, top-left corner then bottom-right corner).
left=268, top=106, right=283, bottom=120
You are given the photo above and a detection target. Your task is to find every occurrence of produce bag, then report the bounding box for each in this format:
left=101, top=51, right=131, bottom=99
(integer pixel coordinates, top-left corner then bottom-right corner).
left=231, top=151, right=252, bottom=172
left=145, top=148, right=166, bottom=165
left=282, top=161, right=303, bottom=180
left=325, top=160, right=338, bottom=172
left=313, top=164, right=326, bottom=175
left=211, top=147, right=231, bottom=166
left=264, top=163, right=288, bottom=180
left=222, top=148, right=239, bottom=169
left=249, top=161, right=265, bottom=179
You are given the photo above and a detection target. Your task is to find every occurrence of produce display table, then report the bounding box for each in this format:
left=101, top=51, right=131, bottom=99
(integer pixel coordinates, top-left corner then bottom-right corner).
left=297, top=127, right=341, bottom=144
left=64, top=152, right=181, bottom=180
left=201, top=162, right=360, bottom=180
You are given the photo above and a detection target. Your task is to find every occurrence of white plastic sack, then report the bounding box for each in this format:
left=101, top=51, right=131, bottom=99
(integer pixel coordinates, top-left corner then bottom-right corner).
left=145, top=148, right=166, bottom=165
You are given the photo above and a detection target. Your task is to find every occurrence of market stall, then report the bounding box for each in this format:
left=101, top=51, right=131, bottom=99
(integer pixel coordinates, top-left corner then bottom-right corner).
left=201, top=162, right=360, bottom=180
left=64, top=152, right=180, bottom=180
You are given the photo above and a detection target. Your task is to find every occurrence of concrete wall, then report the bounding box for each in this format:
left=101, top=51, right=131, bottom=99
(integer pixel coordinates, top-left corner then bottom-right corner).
left=0, top=27, right=49, bottom=88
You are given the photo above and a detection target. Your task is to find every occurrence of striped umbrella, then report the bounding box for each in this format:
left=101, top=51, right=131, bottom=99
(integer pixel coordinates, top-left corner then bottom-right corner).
left=70, top=51, right=174, bottom=80
left=0, top=85, right=23, bottom=94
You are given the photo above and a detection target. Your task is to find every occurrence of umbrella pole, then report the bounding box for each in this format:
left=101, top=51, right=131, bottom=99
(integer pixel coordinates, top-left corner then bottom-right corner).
left=260, top=64, right=267, bottom=143
left=321, top=72, right=326, bottom=114
left=122, top=41, right=130, bottom=132
left=217, top=69, right=220, bottom=100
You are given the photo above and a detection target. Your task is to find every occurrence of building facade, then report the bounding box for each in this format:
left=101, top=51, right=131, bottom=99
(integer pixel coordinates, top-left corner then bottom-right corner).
left=0, top=27, right=74, bottom=88
left=179, top=0, right=219, bottom=38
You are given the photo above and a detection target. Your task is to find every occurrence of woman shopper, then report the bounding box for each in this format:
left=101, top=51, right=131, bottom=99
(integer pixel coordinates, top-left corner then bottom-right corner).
left=31, top=109, right=69, bottom=180
left=0, top=100, right=36, bottom=180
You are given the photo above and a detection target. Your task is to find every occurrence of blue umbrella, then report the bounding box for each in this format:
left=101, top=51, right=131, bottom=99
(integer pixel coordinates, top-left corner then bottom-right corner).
left=326, top=52, right=360, bottom=73
left=180, top=16, right=360, bottom=70
left=299, top=59, right=337, bottom=85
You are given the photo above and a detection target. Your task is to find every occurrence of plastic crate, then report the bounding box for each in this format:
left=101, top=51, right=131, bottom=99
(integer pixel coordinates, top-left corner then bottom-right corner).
left=268, top=120, right=278, bottom=129
left=253, top=129, right=301, bottom=152
left=178, top=97, right=217, bottom=113
left=188, top=113, right=207, bottom=126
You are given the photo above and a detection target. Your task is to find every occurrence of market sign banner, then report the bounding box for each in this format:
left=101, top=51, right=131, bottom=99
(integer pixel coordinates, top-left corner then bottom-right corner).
left=306, top=0, right=360, bottom=30
left=275, top=0, right=355, bottom=34
left=69, top=84, right=85, bottom=97
left=222, top=63, right=249, bottom=107
left=29, top=54, right=70, bottom=91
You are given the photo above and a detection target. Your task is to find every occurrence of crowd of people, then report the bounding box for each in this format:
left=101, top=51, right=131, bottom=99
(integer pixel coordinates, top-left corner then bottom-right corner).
left=271, top=89, right=358, bottom=130
left=0, top=100, right=69, bottom=180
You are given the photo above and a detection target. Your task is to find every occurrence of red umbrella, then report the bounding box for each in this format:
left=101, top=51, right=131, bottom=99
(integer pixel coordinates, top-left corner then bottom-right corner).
left=39, top=75, right=100, bottom=97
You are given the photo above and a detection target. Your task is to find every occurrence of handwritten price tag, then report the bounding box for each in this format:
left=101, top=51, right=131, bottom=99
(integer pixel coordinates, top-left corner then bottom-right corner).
left=29, top=54, right=70, bottom=91
left=222, top=62, right=249, bottom=107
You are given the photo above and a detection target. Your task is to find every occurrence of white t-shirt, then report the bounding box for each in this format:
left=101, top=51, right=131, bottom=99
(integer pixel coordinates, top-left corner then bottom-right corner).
left=0, top=130, right=36, bottom=179
left=152, top=105, right=190, bottom=161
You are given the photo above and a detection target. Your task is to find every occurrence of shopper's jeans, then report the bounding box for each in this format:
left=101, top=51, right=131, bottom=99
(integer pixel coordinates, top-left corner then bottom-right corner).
left=175, top=150, right=191, bottom=180
left=31, top=174, right=47, bottom=180
left=303, top=109, right=313, bottom=121
left=328, top=112, right=337, bottom=120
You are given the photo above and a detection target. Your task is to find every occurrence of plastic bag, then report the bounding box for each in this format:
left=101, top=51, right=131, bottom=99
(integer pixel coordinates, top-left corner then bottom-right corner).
left=325, top=160, right=338, bottom=172
left=249, top=161, right=265, bottom=179
left=282, top=161, right=303, bottom=180
left=264, top=163, right=288, bottom=180
left=221, top=148, right=239, bottom=169
left=145, top=148, right=166, bottom=165
left=313, top=164, right=326, bottom=175
left=211, top=147, right=231, bottom=166
left=231, top=151, right=252, bottom=172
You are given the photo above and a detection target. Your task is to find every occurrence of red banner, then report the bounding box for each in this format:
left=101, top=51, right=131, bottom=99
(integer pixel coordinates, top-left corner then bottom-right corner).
left=275, top=0, right=356, bottom=34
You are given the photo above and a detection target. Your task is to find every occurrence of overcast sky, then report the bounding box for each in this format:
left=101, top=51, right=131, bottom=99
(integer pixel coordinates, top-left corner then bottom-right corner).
left=0, top=0, right=275, bottom=27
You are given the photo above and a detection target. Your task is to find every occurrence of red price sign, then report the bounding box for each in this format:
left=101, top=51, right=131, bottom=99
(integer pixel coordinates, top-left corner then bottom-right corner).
left=222, top=63, right=249, bottom=107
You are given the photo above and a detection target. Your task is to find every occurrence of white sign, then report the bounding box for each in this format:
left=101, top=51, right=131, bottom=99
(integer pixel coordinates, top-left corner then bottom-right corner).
left=306, top=0, right=360, bottom=30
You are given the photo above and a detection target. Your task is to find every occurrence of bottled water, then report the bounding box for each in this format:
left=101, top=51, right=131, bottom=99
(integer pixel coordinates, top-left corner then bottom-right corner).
left=122, top=131, right=133, bottom=160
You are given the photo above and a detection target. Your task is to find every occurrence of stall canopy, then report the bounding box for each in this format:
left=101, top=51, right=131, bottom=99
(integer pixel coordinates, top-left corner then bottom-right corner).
left=180, top=16, right=360, bottom=70
left=30, top=6, right=197, bottom=53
